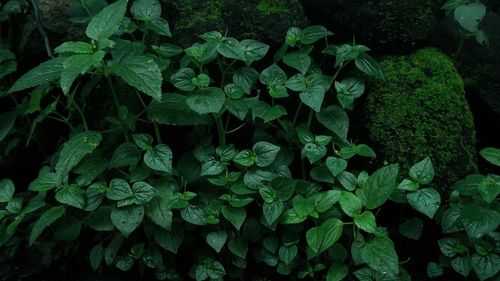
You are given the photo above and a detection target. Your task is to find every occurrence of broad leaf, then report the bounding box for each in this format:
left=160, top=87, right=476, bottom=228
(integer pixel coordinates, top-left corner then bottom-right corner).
left=55, top=132, right=102, bottom=183
left=316, top=105, right=349, bottom=143
left=186, top=88, right=225, bottom=114
left=221, top=206, right=246, bottom=230
left=85, top=0, right=127, bottom=41
left=206, top=231, right=227, bottom=253
left=306, top=218, right=343, bottom=254
left=409, top=157, right=434, bottom=184
left=55, top=185, right=85, bottom=209
left=301, top=25, right=333, bottom=45
left=0, top=179, right=15, bottom=203
left=109, top=55, right=162, bottom=100
left=29, top=206, right=65, bottom=245
left=354, top=211, right=377, bottom=233
left=148, top=93, right=210, bottom=125
left=480, top=147, right=500, bottom=166
left=299, top=85, right=325, bottom=112
left=361, top=236, right=399, bottom=277
left=111, top=205, right=144, bottom=237
left=253, top=141, right=280, bottom=167
left=144, top=144, right=173, bottom=173
left=363, top=164, right=399, bottom=210
left=8, top=58, right=64, bottom=93
left=283, top=51, right=311, bottom=74
left=354, top=54, right=384, bottom=79
left=454, top=3, right=487, bottom=32
left=406, top=188, right=440, bottom=219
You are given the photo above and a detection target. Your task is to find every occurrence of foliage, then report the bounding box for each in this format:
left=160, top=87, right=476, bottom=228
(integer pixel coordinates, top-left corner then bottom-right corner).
left=430, top=148, right=500, bottom=280
left=0, top=0, right=441, bottom=280
left=362, top=48, right=477, bottom=192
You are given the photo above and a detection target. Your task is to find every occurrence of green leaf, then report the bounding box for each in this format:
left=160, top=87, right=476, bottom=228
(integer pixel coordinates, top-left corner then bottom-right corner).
left=217, top=37, right=246, bottom=61
left=286, top=27, right=302, bottom=47
left=146, top=196, right=173, bottom=230
left=427, top=262, right=444, bottom=278
left=0, top=179, right=15, bottom=203
left=361, top=236, right=399, bottom=277
left=263, top=200, right=284, bottom=225
left=146, top=17, right=171, bottom=37
left=454, top=2, right=487, bottom=32
left=472, top=253, right=500, bottom=281
left=104, top=235, right=124, bottom=265
left=326, top=263, right=348, bottom=281
left=314, top=190, right=341, bottom=213
left=480, top=147, right=500, bottom=166
left=253, top=141, right=280, bottom=167
left=108, top=143, right=140, bottom=168
left=228, top=237, right=248, bottom=258
left=354, top=211, right=377, bottom=233
left=279, top=244, right=298, bottom=265
left=363, top=164, right=399, bottom=210
left=206, top=231, right=227, bottom=253
left=460, top=205, right=500, bottom=238
left=29, top=206, right=65, bottom=245
left=107, top=178, right=132, bottom=201
left=148, top=93, right=210, bottom=126
left=130, top=0, right=161, bottom=21
left=153, top=44, right=183, bottom=58
left=132, top=134, right=153, bottom=150
left=0, top=111, right=16, bottom=142
left=315, top=105, right=349, bottom=143
left=283, top=51, right=312, bottom=74
left=155, top=227, right=183, bottom=253
left=355, top=144, right=376, bottom=158
left=55, top=185, right=85, bottom=209
left=171, top=68, right=196, bottom=91
left=354, top=54, right=384, bottom=79
left=301, top=25, right=333, bottom=45
left=299, top=85, right=325, bottom=112
left=90, top=244, right=104, bottom=271
left=54, top=41, right=94, bottom=54
left=335, top=78, right=365, bottom=110
left=398, top=217, right=423, bottom=240
left=285, top=73, right=306, bottom=92
left=109, top=55, right=162, bottom=100
left=85, top=0, right=127, bottom=41
left=241, top=39, right=269, bottom=64
left=221, top=206, right=246, bottom=230
left=451, top=256, right=472, bottom=277
left=144, top=144, right=173, bottom=173
left=441, top=0, right=469, bottom=10
left=260, top=64, right=287, bottom=86
left=397, top=179, right=419, bottom=192
left=181, top=205, right=207, bottom=225
left=306, top=218, right=343, bottom=254
left=186, top=88, right=225, bottom=114
left=302, top=143, right=326, bottom=163
left=233, top=67, right=259, bottom=94
left=339, top=191, right=362, bottom=218
left=132, top=182, right=156, bottom=205
left=55, top=131, right=102, bottom=183
left=60, top=51, right=105, bottom=95
left=250, top=100, right=287, bottom=123
left=438, top=238, right=465, bottom=258
left=409, top=157, right=434, bottom=184
left=111, top=205, right=144, bottom=237
left=8, top=57, right=64, bottom=93
left=326, top=157, right=347, bottom=177
left=406, top=188, right=440, bottom=219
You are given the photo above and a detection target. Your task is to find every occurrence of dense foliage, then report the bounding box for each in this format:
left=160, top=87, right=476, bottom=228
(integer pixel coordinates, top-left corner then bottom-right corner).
left=0, top=0, right=499, bottom=280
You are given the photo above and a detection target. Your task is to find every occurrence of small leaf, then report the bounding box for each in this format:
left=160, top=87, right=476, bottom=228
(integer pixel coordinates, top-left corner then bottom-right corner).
left=399, top=217, right=423, bottom=240
left=299, top=85, right=325, bottom=112
left=130, top=0, right=161, bottom=21
left=283, top=51, right=311, bottom=74
left=300, top=25, right=333, bottom=45
left=186, top=88, right=225, bottom=114
left=263, top=200, right=283, bottom=225
left=146, top=196, right=173, bottom=230
left=253, top=141, right=280, bottom=167
left=54, top=41, right=93, bottom=54
left=90, top=244, right=104, bottom=271
left=144, top=144, right=173, bottom=173
left=339, top=191, right=362, bottom=218
left=180, top=204, right=207, bottom=226
left=55, top=185, right=85, bottom=209
left=409, top=157, right=434, bottom=184
left=0, top=179, right=15, bottom=203
left=427, top=262, right=444, bottom=278
left=221, top=206, right=246, bottom=230
left=260, top=64, right=287, bottom=86
left=241, top=39, right=269, bottom=64
left=109, top=143, right=141, bottom=168
left=454, top=3, right=487, bottom=32
left=206, top=231, right=227, bottom=253
left=326, top=157, right=347, bottom=177
left=110, top=205, right=144, bottom=237
left=406, top=188, right=441, bottom=219
left=480, top=147, right=500, bottom=166
left=471, top=253, right=500, bottom=281
left=354, top=54, right=384, bottom=79
left=326, top=263, right=348, bottom=281
left=29, top=206, right=65, bottom=245
left=354, top=211, right=377, bottom=233
left=361, top=236, right=399, bottom=277
left=0, top=111, right=16, bottom=142
left=315, top=105, right=349, bottom=143
left=363, top=164, right=399, bottom=210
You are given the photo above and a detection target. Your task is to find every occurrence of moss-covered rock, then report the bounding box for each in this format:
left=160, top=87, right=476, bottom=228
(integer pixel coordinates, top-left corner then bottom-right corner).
left=163, top=0, right=308, bottom=47
left=301, top=0, right=438, bottom=51
left=362, top=48, right=477, bottom=190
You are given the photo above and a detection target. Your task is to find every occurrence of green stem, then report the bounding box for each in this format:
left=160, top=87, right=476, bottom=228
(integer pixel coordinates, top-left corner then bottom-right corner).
left=71, top=101, right=89, bottom=131
left=213, top=113, right=226, bottom=146
left=135, top=91, right=162, bottom=144
left=306, top=109, right=314, bottom=129
left=106, top=76, right=129, bottom=142
left=292, top=102, right=303, bottom=127
left=154, top=122, right=162, bottom=144
left=454, top=34, right=466, bottom=59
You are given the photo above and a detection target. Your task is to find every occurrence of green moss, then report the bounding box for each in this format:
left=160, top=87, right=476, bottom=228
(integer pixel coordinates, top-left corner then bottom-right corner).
left=256, top=0, right=289, bottom=15
left=363, top=48, right=477, bottom=191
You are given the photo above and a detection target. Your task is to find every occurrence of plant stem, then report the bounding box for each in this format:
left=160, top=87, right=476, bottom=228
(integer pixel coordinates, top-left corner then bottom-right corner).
left=135, top=91, right=162, bottom=144
left=454, top=34, right=466, bottom=59
left=154, top=122, right=162, bottom=144
left=292, top=102, right=303, bottom=127
left=213, top=113, right=226, bottom=146
left=306, top=109, right=314, bottom=129
left=71, top=101, right=89, bottom=131
left=106, top=76, right=130, bottom=142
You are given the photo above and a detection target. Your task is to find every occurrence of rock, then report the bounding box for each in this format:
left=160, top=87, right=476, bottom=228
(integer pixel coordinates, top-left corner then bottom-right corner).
left=163, top=0, right=308, bottom=47
left=362, top=48, right=477, bottom=191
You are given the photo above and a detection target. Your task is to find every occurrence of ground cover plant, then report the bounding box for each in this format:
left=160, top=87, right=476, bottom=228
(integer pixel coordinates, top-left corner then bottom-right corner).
left=0, top=0, right=499, bottom=280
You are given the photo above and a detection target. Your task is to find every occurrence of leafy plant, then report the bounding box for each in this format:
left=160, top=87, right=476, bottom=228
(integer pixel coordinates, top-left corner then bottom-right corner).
left=430, top=147, right=500, bottom=280
left=0, top=0, right=442, bottom=280
left=441, top=0, right=490, bottom=56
